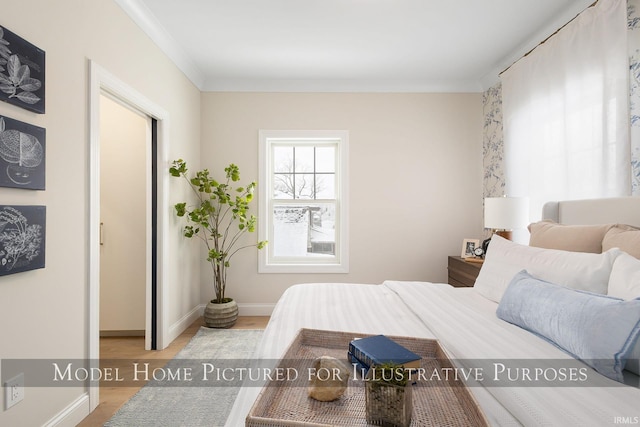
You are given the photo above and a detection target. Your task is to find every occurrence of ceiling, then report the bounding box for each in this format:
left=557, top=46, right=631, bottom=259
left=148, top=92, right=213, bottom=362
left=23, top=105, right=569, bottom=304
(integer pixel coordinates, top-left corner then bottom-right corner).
left=115, top=0, right=594, bottom=92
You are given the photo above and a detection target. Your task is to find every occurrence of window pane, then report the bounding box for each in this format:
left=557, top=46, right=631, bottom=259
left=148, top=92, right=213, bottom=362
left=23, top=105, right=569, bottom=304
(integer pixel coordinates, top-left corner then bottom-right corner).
left=274, top=146, right=293, bottom=173
left=272, top=204, right=336, bottom=257
left=315, top=174, right=335, bottom=199
left=309, top=204, right=336, bottom=256
left=294, top=146, right=314, bottom=173
left=295, top=173, right=315, bottom=199
left=316, top=146, right=335, bottom=172
left=273, top=173, right=294, bottom=199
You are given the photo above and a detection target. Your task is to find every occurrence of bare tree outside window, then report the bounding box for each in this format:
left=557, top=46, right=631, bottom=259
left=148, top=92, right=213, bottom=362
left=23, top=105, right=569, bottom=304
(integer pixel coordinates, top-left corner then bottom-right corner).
left=273, top=155, right=326, bottom=199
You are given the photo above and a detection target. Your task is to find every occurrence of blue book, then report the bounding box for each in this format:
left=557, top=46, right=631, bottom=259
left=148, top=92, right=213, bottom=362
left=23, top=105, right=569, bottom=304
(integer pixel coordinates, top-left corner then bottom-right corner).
left=348, top=351, right=370, bottom=374
left=348, top=335, right=421, bottom=372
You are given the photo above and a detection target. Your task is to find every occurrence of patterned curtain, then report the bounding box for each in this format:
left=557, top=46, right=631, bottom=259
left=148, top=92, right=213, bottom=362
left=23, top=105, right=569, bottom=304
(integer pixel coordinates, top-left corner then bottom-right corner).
left=482, top=83, right=505, bottom=198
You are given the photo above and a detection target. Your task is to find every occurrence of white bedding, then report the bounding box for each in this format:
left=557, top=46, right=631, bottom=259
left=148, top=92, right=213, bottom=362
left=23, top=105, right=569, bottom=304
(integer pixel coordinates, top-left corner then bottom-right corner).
left=387, top=281, right=640, bottom=426
left=225, top=281, right=640, bottom=427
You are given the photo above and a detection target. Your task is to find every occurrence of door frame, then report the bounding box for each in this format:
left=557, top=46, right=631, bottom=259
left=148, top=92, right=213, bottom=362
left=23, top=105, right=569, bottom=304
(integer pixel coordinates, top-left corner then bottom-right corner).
left=88, top=60, right=170, bottom=411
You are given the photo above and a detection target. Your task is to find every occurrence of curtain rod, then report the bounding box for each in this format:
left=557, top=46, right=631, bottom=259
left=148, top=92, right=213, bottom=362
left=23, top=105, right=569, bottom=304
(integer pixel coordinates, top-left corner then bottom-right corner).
left=499, top=0, right=599, bottom=76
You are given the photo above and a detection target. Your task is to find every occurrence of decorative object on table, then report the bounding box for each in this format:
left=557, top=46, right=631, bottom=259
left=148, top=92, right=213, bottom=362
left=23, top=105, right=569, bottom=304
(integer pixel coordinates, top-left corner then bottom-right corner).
left=481, top=237, right=491, bottom=256
left=0, top=205, right=45, bottom=276
left=0, top=26, right=45, bottom=114
left=464, top=246, right=486, bottom=264
left=0, top=115, right=45, bottom=190
left=365, top=363, right=412, bottom=427
left=461, top=238, right=480, bottom=258
left=170, top=159, right=267, bottom=328
left=349, top=334, right=421, bottom=375
left=307, top=356, right=350, bottom=402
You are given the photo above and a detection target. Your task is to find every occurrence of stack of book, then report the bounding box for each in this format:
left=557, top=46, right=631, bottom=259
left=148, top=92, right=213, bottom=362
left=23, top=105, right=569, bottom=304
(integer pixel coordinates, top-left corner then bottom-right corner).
left=348, top=335, right=421, bottom=374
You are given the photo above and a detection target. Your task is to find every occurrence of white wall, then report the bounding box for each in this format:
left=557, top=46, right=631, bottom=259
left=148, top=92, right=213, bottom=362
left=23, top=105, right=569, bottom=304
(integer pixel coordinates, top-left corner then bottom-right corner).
left=0, top=1, right=201, bottom=426
left=200, top=92, right=484, bottom=307
left=99, top=94, right=147, bottom=333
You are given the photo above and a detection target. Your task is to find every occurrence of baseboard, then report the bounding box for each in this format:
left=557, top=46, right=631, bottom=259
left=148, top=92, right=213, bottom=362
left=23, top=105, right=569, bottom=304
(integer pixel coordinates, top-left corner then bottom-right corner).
left=165, top=304, right=203, bottom=346
left=237, top=303, right=275, bottom=316
left=100, top=330, right=145, bottom=337
left=164, top=302, right=272, bottom=347
left=43, top=392, right=90, bottom=427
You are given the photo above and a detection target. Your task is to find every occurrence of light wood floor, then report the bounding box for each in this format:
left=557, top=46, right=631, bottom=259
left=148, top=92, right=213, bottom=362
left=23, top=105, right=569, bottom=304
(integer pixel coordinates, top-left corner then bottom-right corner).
left=77, top=316, right=269, bottom=427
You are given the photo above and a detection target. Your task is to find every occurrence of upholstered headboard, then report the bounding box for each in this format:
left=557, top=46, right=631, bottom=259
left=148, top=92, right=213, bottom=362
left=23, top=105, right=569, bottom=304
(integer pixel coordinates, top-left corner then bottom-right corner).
left=542, top=197, right=640, bottom=227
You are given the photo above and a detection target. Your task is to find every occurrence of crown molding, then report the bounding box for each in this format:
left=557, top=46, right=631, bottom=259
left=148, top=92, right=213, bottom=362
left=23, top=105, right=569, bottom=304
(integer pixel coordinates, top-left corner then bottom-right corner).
left=201, top=77, right=484, bottom=93
left=114, top=0, right=206, bottom=90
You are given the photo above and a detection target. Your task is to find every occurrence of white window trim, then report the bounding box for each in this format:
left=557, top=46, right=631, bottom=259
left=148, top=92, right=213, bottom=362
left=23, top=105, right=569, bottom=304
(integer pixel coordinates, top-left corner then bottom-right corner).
left=258, top=130, right=349, bottom=273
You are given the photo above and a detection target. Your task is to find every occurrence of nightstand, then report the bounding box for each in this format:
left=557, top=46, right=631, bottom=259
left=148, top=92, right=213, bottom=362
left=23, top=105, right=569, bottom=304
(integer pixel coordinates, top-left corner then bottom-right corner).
left=447, top=256, right=482, bottom=287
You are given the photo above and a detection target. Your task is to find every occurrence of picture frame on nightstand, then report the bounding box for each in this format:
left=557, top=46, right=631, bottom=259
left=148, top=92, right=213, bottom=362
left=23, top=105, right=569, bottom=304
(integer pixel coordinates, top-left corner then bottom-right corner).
left=461, top=238, right=480, bottom=258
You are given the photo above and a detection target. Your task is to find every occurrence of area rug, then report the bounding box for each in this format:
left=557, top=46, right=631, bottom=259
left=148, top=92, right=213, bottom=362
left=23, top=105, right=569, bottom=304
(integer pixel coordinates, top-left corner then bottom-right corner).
left=105, top=328, right=263, bottom=427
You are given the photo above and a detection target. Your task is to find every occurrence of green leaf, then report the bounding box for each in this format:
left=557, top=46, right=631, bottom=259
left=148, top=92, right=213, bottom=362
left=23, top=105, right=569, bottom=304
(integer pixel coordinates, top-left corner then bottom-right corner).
left=175, top=203, right=186, bottom=216
left=170, top=159, right=187, bottom=177
left=225, top=164, right=240, bottom=181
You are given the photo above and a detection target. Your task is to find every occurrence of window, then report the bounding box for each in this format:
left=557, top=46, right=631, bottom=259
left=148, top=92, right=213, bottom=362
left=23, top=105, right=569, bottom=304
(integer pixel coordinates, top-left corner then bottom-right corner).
left=258, top=130, right=348, bottom=273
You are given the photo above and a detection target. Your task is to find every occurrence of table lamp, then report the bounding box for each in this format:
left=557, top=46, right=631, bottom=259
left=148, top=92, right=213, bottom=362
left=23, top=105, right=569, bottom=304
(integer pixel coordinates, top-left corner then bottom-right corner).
left=484, top=196, right=529, bottom=241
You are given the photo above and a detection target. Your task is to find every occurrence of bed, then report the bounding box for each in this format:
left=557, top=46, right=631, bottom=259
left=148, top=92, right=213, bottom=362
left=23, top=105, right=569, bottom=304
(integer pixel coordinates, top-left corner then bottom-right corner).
left=226, top=197, right=640, bottom=426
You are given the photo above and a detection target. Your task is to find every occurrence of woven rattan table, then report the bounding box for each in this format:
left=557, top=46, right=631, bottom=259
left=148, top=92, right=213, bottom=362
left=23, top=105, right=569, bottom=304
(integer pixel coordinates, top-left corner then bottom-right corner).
left=246, top=329, right=489, bottom=426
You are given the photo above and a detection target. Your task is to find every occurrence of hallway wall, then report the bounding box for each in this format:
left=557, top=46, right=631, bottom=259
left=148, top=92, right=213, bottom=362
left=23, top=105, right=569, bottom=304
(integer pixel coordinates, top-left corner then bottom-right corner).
left=99, top=95, right=147, bottom=333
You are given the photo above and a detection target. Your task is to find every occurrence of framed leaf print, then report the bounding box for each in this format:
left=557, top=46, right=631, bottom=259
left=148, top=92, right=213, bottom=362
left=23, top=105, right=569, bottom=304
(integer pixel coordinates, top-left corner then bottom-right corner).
left=0, top=205, right=46, bottom=276
left=0, top=25, right=45, bottom=114
left=0, top=115, right=45, bottom=190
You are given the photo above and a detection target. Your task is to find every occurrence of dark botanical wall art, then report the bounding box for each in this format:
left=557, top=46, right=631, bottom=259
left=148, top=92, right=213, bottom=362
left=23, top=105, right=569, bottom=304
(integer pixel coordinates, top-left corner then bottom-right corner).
left=0, top=205, right=45, bottom=276
left=0, top=25, right=45, bottom=114
left=0, top=116, right=45, bottom=190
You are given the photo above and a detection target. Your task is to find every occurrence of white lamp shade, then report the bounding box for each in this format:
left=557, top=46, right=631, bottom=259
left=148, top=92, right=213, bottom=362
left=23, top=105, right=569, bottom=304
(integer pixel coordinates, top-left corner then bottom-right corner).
left=484, top=197, right=529, bottom=230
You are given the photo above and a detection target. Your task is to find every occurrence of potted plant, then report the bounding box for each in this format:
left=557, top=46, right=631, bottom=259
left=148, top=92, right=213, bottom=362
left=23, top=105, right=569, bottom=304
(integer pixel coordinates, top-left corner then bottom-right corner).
left=170, top=159, right=267, bottom=328
left=365, top=363, right=413, bottom=427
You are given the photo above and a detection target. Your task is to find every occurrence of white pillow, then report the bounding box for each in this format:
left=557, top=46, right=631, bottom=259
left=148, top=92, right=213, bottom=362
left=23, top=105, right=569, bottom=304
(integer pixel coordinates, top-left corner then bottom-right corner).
left=608, top=252, right=640, bottom=300
left=474, top=235, right=621, bottom=303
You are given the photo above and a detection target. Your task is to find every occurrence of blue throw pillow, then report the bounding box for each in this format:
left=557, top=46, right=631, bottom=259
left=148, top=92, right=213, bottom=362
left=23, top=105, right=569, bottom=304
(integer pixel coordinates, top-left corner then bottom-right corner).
left=496, top=270, right=640, bottom=382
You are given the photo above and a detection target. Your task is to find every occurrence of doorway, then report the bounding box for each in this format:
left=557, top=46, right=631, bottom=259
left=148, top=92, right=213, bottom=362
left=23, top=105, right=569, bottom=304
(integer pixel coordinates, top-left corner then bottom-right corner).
left=89, top=61, right=169, bottom=412
left=99, top=94, right=149, bottom=339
